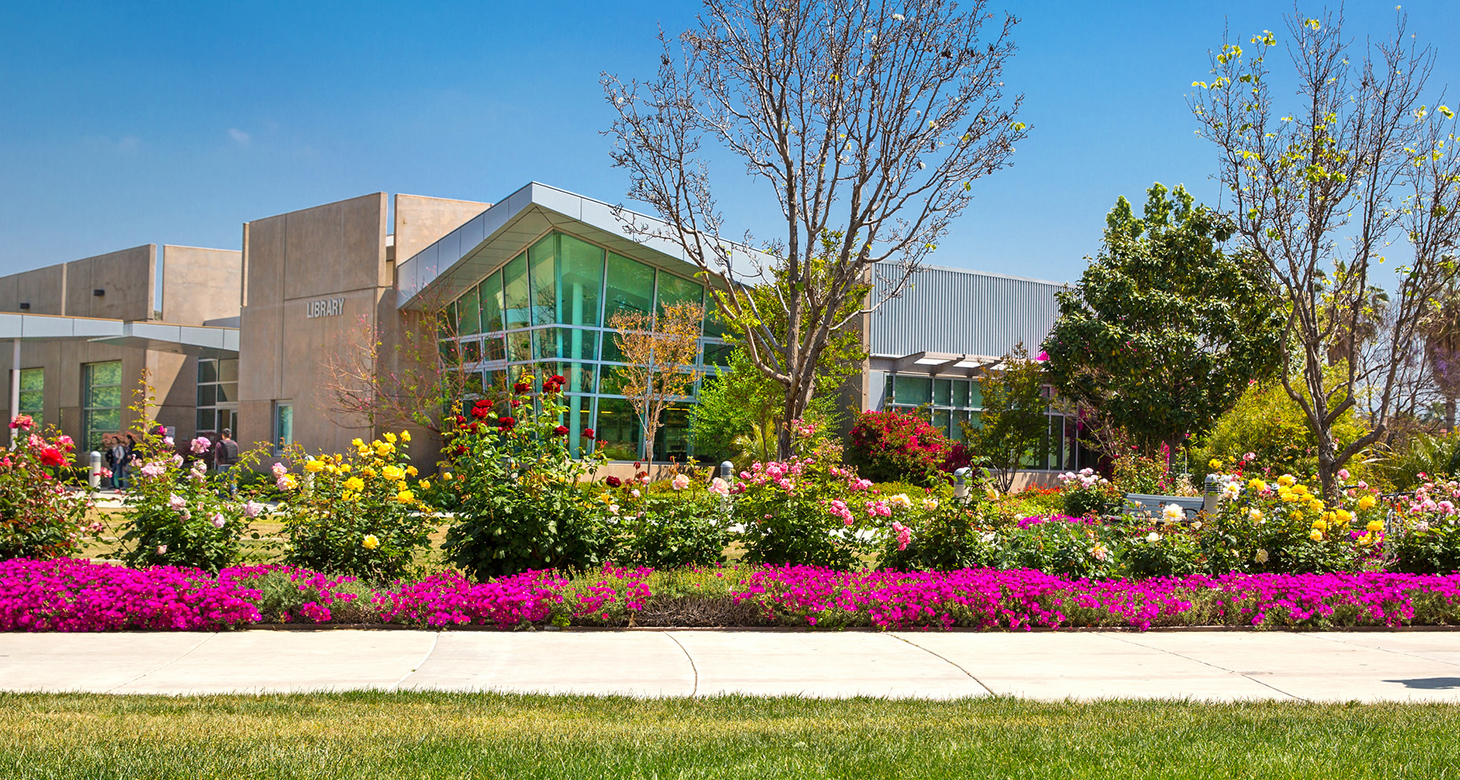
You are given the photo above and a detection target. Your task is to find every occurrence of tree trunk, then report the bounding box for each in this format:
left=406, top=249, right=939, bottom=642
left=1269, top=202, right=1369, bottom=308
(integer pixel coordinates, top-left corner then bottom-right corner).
left=1448, top=397, right=1457, bottom=430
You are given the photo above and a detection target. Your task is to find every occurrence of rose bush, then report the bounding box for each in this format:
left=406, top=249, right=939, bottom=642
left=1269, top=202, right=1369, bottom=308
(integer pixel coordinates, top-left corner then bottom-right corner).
left=0, top=417, right=93, bottom=561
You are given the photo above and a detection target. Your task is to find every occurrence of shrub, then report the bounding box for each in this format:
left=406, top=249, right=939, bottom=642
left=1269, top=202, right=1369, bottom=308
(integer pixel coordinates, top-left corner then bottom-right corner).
left=996, top=516, right=1124, bottom=580
left=116, top=429, right=259, bottom=572
left=438, top=372, right=609, bottom=579
left=608, top=473, right=734, bottom=569
left=845, top=409, right=955, bottom=487
left=1386, top=481, right=1460, bottom=574
left=733, top=458, right=880, bottom=569
left=0, top=418, right=93, bottom=561
left=1058, top=469, right=1121, bottom=518
left=271, top=432, right=438, bottom=584
left=876, top=485, right=999, bottom=572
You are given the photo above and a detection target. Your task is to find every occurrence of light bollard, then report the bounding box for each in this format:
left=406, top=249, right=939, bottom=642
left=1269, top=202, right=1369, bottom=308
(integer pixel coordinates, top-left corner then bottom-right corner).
left=88, top=451, right=102, bottom=491
left=719, top=461, right=734, bottom=482
left=953, top=467, right=972, bottom=504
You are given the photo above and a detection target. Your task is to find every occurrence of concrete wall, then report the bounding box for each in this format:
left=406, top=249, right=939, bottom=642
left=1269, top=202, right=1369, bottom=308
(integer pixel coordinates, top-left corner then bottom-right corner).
left=162, top=245, right=242, bottom=325
left=238, top=193, right=389, bottom=459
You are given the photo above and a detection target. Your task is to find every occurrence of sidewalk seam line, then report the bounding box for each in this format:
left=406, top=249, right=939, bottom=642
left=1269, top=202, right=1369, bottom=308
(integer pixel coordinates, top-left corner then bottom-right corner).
left=1294, top=631, right=1460, bottom=669
left=664, top=632, right=699, bottom=698
left=105, top=632, right=218, bottom=694
left=395, top=630, right=441, bottom=690
left=887, top=634, right=995, bottom=696
left=1099, top=632, right=1308, bottom=702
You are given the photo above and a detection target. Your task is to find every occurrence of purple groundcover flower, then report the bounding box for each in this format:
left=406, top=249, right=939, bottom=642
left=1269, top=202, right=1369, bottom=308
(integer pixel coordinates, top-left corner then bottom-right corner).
left=5, top=559, right=1460, bottom=633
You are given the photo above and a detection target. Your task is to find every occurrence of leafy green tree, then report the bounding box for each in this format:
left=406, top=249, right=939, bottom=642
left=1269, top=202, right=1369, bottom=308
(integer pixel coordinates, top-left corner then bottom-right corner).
left=691, top=345, right=842, bottom=468
left=964, top=343, right=1047, bottom=492
left=1042, top=183, right=1284, bottom=466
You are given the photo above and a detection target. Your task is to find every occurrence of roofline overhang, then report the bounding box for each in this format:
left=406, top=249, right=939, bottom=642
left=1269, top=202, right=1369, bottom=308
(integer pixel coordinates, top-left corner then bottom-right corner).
left=395, top=182, right=763, bottom=311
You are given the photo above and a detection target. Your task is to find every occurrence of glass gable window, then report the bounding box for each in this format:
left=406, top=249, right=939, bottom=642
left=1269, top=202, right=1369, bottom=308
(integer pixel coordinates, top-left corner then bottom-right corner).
left=556, top=234, right=604, bottom=327
left=18, top=368, right=43, bottom=428
left=441, top=229, right=727, bottom=462
left=82, top=361, right=123, bottom=451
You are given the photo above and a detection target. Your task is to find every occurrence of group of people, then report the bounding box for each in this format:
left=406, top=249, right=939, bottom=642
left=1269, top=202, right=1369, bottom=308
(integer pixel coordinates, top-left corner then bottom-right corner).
left=101, top=428, right=240, bottom=491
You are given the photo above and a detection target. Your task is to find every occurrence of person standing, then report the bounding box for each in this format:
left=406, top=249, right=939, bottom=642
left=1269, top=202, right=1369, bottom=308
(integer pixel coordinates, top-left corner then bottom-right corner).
left=215, top=428, right=240, bottom=496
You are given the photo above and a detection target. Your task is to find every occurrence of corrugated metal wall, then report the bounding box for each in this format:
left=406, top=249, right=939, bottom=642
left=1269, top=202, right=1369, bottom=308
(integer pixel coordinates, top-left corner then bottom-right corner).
left=869, top=263, right=1065, bottom=357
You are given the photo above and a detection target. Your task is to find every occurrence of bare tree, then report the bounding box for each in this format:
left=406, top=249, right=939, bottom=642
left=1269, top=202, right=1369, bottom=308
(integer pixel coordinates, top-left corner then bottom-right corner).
left=321, top=304, right=475, bottom=437
left=1190, top=9, right=1460, bottom=497
left=603, top=0, right=1025, bottom=458
left=609, top=300, right=705, bottom=467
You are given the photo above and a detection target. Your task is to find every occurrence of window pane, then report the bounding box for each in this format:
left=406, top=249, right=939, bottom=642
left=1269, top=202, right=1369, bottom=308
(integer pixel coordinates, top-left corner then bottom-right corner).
left=554, top=361, right=596, bottom=395
left=457, top=284, right=481, bottom=336
left=506, top=330, right=532, bottom=362
left=604, top=253, right=655, bottom=323
left=462, top=339, right=482, bottom=364
left=560, top=394, right=594, bottom=458
left=91, top=385, right=121, bottom=410
left=216, top=383, right=236, bottom=404
left=599, top=365, right=632, bottom=396
left=953, top=379, right=970, bottom=408
left=528, top=234, right=556, bottom=326
left=219, top=360, right=238, bottom=383
left=893, top=375, right=931, bottom=407
left=479, top=271, right=504, bottom=333
left=552, top=328, right=597, bottom=361
left=197, top=360, right=217, bottom=384
left=601, top=331, right=628, bottom=364
left=970, top=378, right=984, bottom=409
left=197, top=409, right=215, bottom=432
left=656, top=273, right=703, bottom=323
left=197, top=385, right=216, bottom=407
left=557, top=234, right=604, bottom=327
left=593, top=397, right=640, bottom=461
left=703, top=299, right=728, bottom=339
left=653, top=403, right=693, bottom=462
left=19, top=389, right=43, bottom=410
left=934, top=378, right=952, bottom=407
left=702, top=342, right=733, bottom=367
left=90, top=361, right=122, bottom=387
left=951, top=410, right=970, bottom=441
left=16, top=368, right=39, bottom=393
left=275, top=404, right=294, bottom=448
left=932, top=408, right=950, bottom=436
left=482, top=336, right=506, bottom=362
left=502, top=254, right=530, bottom=329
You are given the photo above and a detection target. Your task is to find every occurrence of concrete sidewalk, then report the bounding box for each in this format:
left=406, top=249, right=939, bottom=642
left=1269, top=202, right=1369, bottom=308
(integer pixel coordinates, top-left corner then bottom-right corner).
left=2, top=629, right=1459, bottom=702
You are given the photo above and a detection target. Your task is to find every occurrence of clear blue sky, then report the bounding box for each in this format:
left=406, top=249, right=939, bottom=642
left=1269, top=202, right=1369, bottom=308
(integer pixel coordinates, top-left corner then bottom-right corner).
left=3, top=1, right=1457, bottom=284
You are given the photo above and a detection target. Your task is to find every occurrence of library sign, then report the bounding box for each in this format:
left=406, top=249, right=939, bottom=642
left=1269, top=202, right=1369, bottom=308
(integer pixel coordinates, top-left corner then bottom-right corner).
left=305, top=297, right=346, bottom=319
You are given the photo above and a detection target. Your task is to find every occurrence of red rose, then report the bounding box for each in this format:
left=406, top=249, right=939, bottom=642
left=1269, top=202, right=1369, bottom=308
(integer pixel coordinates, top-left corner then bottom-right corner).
left=605, top=476, right=622, bottom=487
left=497, top=416, right=516, bottom=431
left=553, top=425, right=569, bottom=437
left=582, top=428, right=595, bottom=439
left=549, top=374, right=566, bottom=385
left=474, top=399, right=493, bottom=409
left=470, top=406, right=489, bottom=419
left=455, top=415, right=467, bottom=425
left=39, top=447, right=64, bottom=467
left=510, top=399, right=521, bottom=408
left=513, top=381, right=531, bottom=394
left=455, top=444, right=467, bottom=455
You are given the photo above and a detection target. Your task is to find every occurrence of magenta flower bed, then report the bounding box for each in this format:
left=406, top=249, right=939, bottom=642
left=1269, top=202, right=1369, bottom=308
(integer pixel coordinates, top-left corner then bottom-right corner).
left=5, top=558, right=1460, bottom=632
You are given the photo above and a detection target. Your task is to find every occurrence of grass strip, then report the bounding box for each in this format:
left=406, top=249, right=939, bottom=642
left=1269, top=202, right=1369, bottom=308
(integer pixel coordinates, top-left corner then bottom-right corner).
left=0, top=692, right=1456, bottom=779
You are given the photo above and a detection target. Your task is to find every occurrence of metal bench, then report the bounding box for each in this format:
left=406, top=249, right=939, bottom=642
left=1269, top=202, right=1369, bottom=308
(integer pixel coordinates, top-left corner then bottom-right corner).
left=1120, top=477, right=1223, bottom=523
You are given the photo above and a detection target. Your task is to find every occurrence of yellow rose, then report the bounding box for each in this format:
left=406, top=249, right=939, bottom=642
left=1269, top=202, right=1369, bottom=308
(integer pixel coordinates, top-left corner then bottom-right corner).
left=1366, top=520, right=1384, bottom=533
left=1335, top=509, right=1353, bottom=524
left=1311, top=518, right=1327, bottom=532
left=1357, top=495, right=1377, bottom=511
left=344, top=476, right=365, bottom=492
left=303, top=458, right=324, bottom=473
left=1292, top=509, right=1304, bottom=522
left=1208, top=458, right=1223, bottom=470
left=1277, top=474, right=1296, bottom=487
left=384, top=432, right=397, bottom=444
left=400, top=430, right=411, bottom=442
left=342, top=491, right=356, bottom=502
left=382, top=465, right=405, bottom=481
left=418, top=479, right=430, bottom=490
left=279, top=474, right=297, bottom=490
left=443, top=472, right=453, bottom=481
left=406, top=466, right=419, bottom=477
left=396, top=490, right=414, bottom=504
left=362, top=467, right=376, bottom=478
left=375, top=442, right=394, bottom=457
left=1309, top=529, right=1323, bottom=541
left=351, top=438, right=365, bottom=448
left=1247, top=478, right=1266, bottom=492
left=362, top=535, right=379, bottom=550
left=339, top=464, right=351, bottom=473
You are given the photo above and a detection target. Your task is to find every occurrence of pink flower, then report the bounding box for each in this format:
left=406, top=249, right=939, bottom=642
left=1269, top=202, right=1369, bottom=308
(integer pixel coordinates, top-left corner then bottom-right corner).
left=8, top=414, right=32, bottom=430
left=671, top=474, right=691, bottom=491
left=271, top=462, right=288, bottom=478
left=709, top=477, right=730, bottom=497
left=243, top=501, right=263, bottom=518
left=140, top=461, right=167, bottom=478
left=1244, top=452, right=1256, bottom=462
left=190, top=437, right=211, bottom=455
left=892, top=521, right=911, bottom=551
left=169, top=494, right=186, bottom=512
left=210, top=513, right=226, bottom=528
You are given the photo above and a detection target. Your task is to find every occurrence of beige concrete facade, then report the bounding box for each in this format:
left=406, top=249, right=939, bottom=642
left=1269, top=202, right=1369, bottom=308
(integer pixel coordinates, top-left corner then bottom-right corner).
left=236, top=193, right=486, bottom=463
left=0, top=244, right=242, bottom=449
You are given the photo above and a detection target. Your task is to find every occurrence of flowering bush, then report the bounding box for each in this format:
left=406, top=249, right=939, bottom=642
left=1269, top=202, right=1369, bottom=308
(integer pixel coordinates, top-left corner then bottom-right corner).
left=438, top=373, right=609, bottom=579
left=1385, top=479, right=1460, bottom=574
left=116, top=427, right=260, bottom=572
left=845, top=409, right=956, bottom=487
left=0, top=558, right=261, bottom=631
left=222, top=565, right=375, bottom=623
left=876, top=485, right=998, bottom=571
left=1058, top=468, right=1120, bottom=518
left=733, top=458, right=880, bottom=569
left=272, top=431, right=436, bottom=583
left=605, top=469, right=734, bottom=569
left=0, top=418, right=93, bottom=561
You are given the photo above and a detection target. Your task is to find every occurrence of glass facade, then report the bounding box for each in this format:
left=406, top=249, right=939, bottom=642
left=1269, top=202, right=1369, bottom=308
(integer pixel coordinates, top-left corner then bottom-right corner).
left=196, top=358, right=239, bottom=434
left=18, top=368, right=43, bottom=428
left=884, top=371, right=1081, bottom=470
left=82, top=361, right=123, bottom=451
left=444, top=230, right=725, bottom=461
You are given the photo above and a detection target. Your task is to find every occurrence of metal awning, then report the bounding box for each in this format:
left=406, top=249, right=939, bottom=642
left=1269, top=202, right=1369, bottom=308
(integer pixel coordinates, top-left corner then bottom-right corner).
left=0, top=313, right=238, bottom=357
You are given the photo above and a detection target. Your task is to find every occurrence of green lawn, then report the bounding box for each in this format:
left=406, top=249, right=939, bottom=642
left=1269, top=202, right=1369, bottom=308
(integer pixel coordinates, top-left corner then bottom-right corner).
left=2, top=692, right=1456, bottom=779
